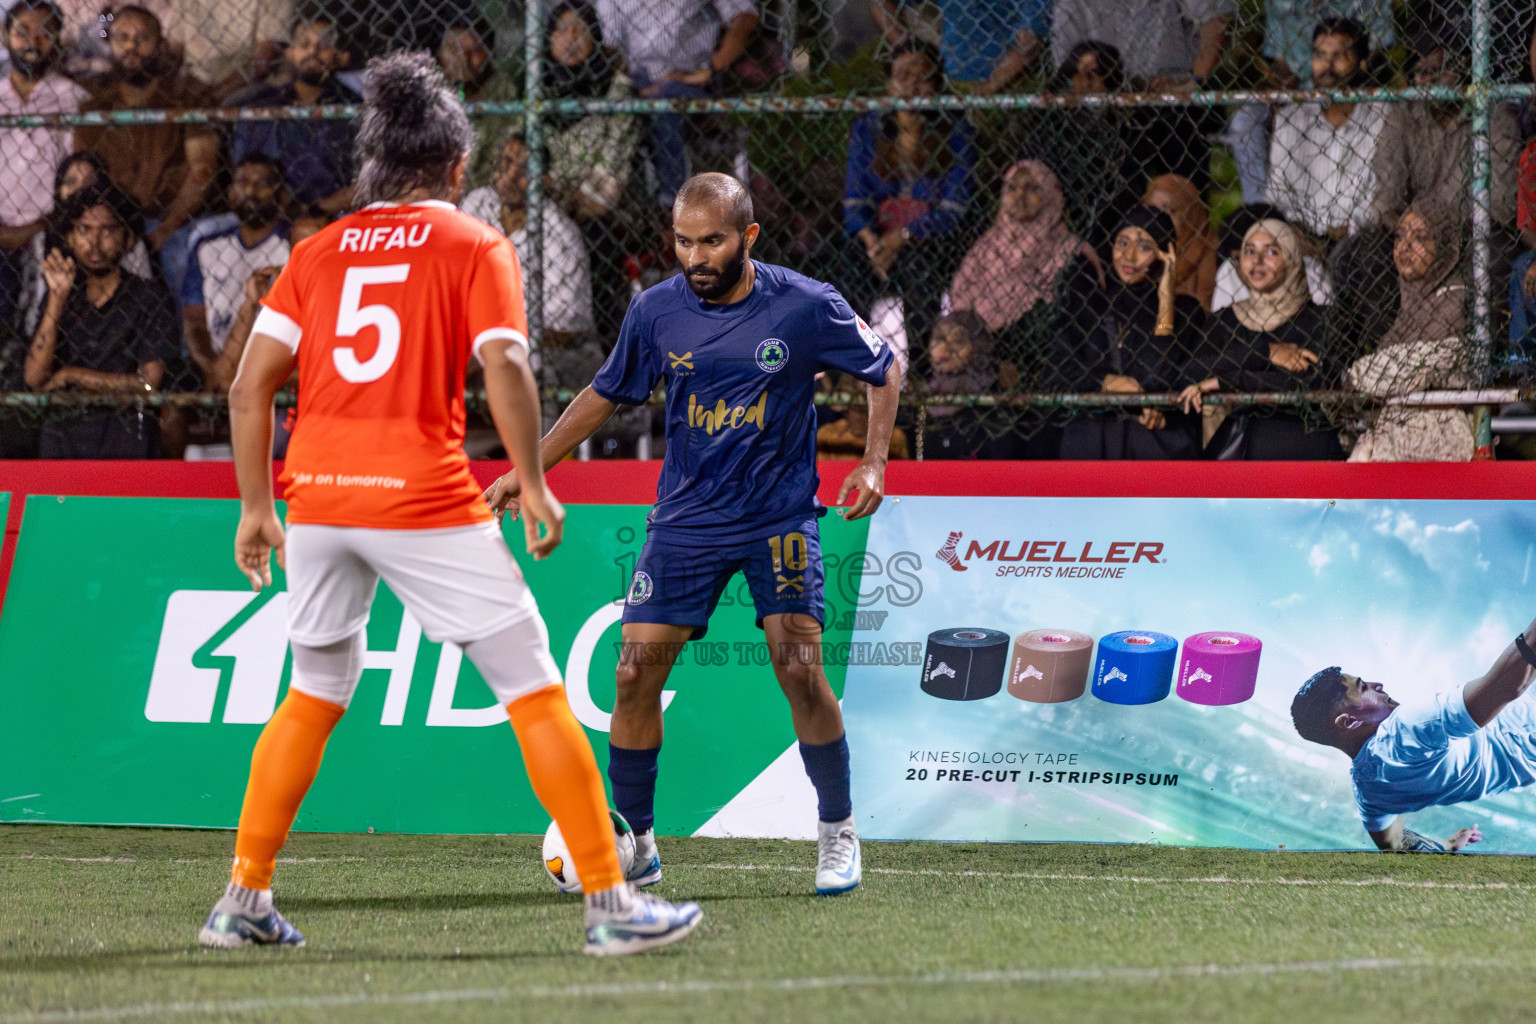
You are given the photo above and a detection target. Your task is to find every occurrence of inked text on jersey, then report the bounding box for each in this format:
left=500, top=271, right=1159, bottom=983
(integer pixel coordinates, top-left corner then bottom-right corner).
left=338, top=225, right=433, bottom=253
left=687, top=390, right=768, bottom=435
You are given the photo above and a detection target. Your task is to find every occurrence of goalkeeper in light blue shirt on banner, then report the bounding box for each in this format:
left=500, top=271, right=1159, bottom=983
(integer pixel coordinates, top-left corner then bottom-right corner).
left=1291, top=613, right=1536, bottom=852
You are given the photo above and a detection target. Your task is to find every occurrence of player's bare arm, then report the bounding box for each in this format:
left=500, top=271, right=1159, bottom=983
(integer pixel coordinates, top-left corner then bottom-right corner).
left=1368, top=816, right=1483, bottom=853
left=1462, top=613, right=1536, bottom=727
left=838, top=359, right=902, bottom=521
left=480, top=337, right=565, bottom=559
left=483, top=385, right=619, bottom=519
left=228, top=332, right=297, bottom=590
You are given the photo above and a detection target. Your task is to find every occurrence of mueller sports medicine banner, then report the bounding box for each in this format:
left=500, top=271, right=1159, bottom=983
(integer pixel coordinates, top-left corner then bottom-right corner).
left=844, top=496, right=1536, bottom=853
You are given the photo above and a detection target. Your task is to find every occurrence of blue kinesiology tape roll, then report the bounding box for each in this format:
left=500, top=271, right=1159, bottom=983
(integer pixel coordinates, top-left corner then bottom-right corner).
left=1092, top=630, right=1179, bottom=705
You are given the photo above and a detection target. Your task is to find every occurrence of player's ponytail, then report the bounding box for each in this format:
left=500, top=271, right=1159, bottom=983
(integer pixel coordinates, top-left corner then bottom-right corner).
left=353, top=51, right=477, bottom=207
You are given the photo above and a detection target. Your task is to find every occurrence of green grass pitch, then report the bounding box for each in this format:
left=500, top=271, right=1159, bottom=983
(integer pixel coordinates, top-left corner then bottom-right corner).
left=6, top=825, right=1536, bottom=1023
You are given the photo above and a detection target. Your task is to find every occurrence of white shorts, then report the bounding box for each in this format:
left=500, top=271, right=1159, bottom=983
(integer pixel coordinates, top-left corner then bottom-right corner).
left=285, top=521, right=542, bottom=647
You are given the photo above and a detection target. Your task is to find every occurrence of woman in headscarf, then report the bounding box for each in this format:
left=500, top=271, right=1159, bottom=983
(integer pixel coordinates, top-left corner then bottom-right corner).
left=1346, top=198, right=1474, bottom=461
left=1180, top=219, right=1342, bottom=460
left=1211, top=202, right=1331, bottom=312
left=1143, top=174, right=1220, bottom=311
left=1055, top=204, right=1210, bottom=460
left=948, top=160, right=1100, bottom=362
left=542, top=0, right=639, bottom=221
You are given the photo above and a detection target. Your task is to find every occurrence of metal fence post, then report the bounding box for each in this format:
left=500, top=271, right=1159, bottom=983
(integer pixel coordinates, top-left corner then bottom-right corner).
left=1469, top=0, right=1493, bottom=380
left=523, top=0, right=545, bottom=369
left=1474, top=404, right=1494, bottom=458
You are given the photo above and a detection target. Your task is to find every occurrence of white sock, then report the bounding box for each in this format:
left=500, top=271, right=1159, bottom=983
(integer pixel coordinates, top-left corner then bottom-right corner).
left=585, top=882, right=637, bottom=918
left=219, top=881, right=274, bottom=916
left=634, top=829, right=658, bottom=861
left=818, top=815, right=856, bottom=837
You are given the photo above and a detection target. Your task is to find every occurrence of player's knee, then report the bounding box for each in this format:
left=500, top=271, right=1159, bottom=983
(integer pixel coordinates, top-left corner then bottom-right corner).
left=614, top=659, right=643, bottom=691
left=774, top=659, right=824, bottom=703
left=290, top=631, right=366, bottom=708
left=613, top=663, right=667, bottom=709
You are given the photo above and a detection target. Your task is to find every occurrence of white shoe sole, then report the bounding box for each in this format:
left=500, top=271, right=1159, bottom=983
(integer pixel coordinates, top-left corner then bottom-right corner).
left=583, top=913, right=702, bottom=957
left=198, top=919, right=305, bottom=948
left=198, top=926, right=254, bottom=948
left=814, top=876, right=860, bottom=896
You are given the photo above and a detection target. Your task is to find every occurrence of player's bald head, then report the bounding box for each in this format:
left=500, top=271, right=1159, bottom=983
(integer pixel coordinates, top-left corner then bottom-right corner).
left=354, top=51, right=476, bottom=206
left=674, top=173, right=754, bottom=235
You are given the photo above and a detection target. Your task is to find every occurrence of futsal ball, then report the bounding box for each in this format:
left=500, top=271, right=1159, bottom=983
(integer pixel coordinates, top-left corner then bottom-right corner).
left=542, top=809, right=636, bottom=894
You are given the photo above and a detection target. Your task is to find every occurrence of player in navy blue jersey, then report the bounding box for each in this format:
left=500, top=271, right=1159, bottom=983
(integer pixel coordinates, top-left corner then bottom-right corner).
left=485, top=172, right=900, bottom=894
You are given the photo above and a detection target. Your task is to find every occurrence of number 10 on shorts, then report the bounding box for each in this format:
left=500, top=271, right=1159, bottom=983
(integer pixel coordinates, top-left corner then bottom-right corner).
left=768, top=532, right=808, bottom=573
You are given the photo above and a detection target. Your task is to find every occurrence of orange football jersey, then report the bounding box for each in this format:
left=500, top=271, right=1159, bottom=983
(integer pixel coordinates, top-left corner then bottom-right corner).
left=257, top=200, right=527, bottom=529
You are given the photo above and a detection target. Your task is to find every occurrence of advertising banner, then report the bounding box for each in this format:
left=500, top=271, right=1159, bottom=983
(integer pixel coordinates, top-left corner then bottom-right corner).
left=844, top=496, right=1536, bottom=854
left=0, top=496, right=869, bottom=837
left=9, top=490, right=1536, bottom=853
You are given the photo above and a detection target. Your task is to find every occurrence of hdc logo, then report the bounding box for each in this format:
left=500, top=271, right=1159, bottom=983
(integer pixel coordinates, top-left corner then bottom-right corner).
left=144, top=591, right=665, bottom=729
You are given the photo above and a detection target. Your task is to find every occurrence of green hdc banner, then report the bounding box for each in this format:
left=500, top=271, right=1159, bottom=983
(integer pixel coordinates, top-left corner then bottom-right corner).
left=0, top=496, right=870, bottom=836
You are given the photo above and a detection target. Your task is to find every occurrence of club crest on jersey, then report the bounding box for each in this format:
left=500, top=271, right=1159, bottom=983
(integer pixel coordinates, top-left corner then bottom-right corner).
left=755, top=338, right=788, bottom=373
left=627, top=571, right=654, bottom=605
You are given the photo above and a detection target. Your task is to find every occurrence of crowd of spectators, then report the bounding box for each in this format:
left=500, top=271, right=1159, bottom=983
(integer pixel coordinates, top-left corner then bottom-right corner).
left=0, top=0, right=1534, bottom=463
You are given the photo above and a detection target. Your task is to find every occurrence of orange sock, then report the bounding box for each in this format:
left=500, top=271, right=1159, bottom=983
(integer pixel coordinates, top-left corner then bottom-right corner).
left=507, top=685, right=624, bottom=893
left=230, top=688, right=346, bottom=890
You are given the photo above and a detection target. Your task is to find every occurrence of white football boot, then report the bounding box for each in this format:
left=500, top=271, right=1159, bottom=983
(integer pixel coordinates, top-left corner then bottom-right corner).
left=814, top=816, right=861, bottom=895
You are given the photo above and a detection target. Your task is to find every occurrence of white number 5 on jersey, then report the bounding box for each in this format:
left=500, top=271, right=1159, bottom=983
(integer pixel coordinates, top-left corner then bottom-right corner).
left=334, top=264, right=411, bottom=383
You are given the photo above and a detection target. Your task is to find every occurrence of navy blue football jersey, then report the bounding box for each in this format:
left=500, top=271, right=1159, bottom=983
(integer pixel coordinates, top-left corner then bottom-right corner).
left=591, top=261, right=894, bottom=542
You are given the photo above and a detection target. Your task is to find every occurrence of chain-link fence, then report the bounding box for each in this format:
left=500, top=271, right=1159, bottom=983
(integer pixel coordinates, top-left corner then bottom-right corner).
left=0, top=0, right=1532, bottom=461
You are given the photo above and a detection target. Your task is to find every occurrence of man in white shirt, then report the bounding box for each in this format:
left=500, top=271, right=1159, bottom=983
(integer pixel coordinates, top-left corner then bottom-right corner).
left=1265, top=17, right=1385, bottom=244
left=461, top=133, right=595, bottom=342
left=596, top=0, right=758, bottom=206
left=0, top=0, right=87, bottom=324
left=181, top=154, right=292, bottom=389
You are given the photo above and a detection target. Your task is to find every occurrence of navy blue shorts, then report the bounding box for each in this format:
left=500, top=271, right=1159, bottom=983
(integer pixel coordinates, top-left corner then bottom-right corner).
left=623, top=518, right=825, bottom=639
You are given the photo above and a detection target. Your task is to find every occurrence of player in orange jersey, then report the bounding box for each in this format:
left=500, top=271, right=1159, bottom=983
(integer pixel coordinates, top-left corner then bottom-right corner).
left=199, top=52, right=701, bottom=957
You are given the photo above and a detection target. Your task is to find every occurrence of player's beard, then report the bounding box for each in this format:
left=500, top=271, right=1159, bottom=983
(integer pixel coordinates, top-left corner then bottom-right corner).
left=685, top=239, right=747, bottom=301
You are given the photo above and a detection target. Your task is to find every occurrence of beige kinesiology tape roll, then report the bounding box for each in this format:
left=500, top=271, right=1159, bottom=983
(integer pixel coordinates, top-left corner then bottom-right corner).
left=1008, top=629, right=1094, bottom=703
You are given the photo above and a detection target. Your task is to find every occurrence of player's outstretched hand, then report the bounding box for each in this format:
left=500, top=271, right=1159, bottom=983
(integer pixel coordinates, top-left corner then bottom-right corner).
left=234, top=507, right=286, bottom=591
left=483, top=470, right=522, bottom=522
left=838, top=458, right=886, bottom=521
left=519, top=482, right=564, bottom=560
left=1445, top=824, right=1483, bottom=852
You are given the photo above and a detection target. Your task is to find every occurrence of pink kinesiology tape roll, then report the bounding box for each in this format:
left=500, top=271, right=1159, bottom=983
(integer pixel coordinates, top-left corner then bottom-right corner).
left=1177, top=632, right=1263, bottom=706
